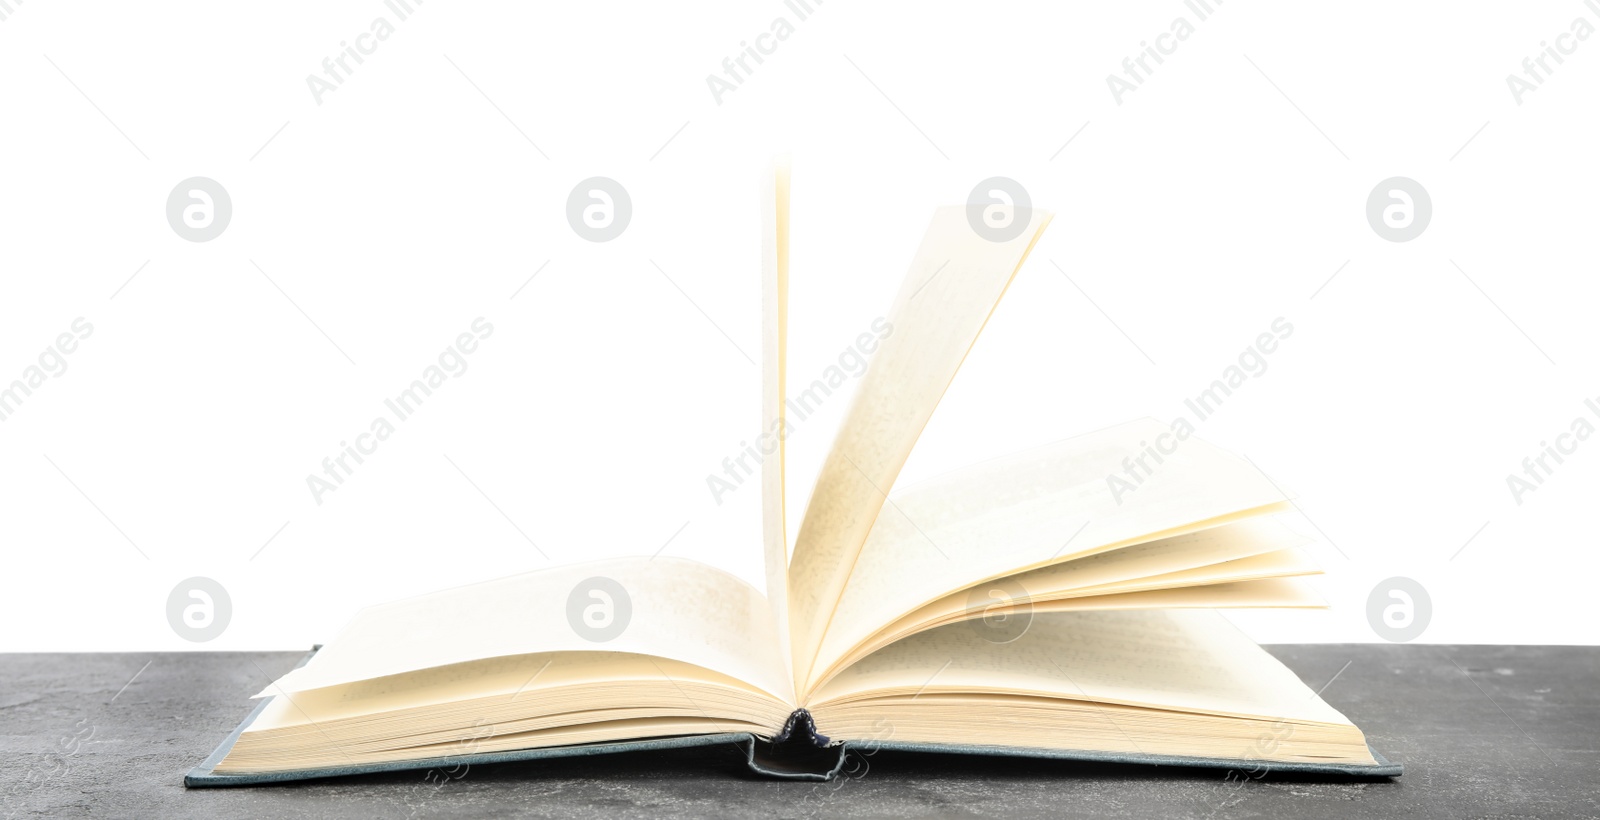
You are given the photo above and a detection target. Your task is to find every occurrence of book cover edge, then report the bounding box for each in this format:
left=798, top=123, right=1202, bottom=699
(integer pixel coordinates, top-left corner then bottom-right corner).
left=186, top=648, right=1402, bottom=786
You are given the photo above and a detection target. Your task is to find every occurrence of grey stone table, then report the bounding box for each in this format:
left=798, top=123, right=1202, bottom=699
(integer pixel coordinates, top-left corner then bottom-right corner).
left=1, top=645, right=1595, bottom=818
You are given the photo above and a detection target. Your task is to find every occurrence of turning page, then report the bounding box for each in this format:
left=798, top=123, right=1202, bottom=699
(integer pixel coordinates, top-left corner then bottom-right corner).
left=760, top=159, right=792, bottom=676
left=807, top=420, right=1295, bottom=689
left=787, top=204, right=1052, bottom=690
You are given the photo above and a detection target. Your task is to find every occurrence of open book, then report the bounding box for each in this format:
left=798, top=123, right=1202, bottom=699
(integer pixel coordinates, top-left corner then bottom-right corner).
left=188, top=164, right=1399, bottom=785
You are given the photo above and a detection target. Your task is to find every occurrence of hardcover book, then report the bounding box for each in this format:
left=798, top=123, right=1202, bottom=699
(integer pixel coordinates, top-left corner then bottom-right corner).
left=188, top=163, right=1401, bottom=786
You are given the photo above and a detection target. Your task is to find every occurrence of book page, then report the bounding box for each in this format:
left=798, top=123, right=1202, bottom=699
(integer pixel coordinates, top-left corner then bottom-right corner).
left=787, top=205, right=1052, bottom=691
left=806, top=419, right=1294, bottom=693
left=1041, top=547, right=1318, bottom=598
left=818, top=574, right=1325, bottom=688
left=760, top=159, right=792, bottom=674
left=228, top=650, right=796, bottom=773
left=1043, top=547, right=1318, bottom=598
left=248, top=652, right=778, bottom=731
left=1023, top=577, right=1326, bottom=613
left=261, top=556, right=795, bottom=704
left=809, top=609, right=1353, bottom=727
left=825, top=525, right=1317, bottom=675
left=984, top=516, right=1311, bottom=599
left=826, top=515, right=1308, bottom=674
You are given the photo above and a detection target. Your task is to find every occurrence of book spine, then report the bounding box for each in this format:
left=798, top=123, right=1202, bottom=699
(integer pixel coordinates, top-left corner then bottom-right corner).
left=772, top=708, right=830, bottom=747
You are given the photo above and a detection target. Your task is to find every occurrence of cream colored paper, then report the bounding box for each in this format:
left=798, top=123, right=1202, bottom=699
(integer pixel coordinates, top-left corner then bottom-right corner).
left=788, top=205, right=1053, bottom=690
left=263, top=557, right=793, bottom=703
left=807, top=419, right=1294, bottom=691
left=811, top=609, right=1352, bottom=726
left=813, top=524, right=1318, bottom=684
left=806, top=610, right=1379, bottom=765
left=760, top=159, right=792, bottom=675
left=951, top=517, right=1313, bottom=608
left=813, top=575, right=1326, bottom=692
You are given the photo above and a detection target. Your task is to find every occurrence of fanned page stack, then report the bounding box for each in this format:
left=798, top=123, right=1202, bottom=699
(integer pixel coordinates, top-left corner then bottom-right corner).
left=188, top=166, right=1400, bottom=786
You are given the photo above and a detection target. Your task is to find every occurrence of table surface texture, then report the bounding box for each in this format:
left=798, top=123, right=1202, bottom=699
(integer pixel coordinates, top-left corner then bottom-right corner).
left=1, top=644, right=1595, bottom=818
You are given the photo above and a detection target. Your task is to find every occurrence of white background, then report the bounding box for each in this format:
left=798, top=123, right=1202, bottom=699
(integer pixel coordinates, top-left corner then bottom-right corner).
left=1, top=1, right=1596, bottom=651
